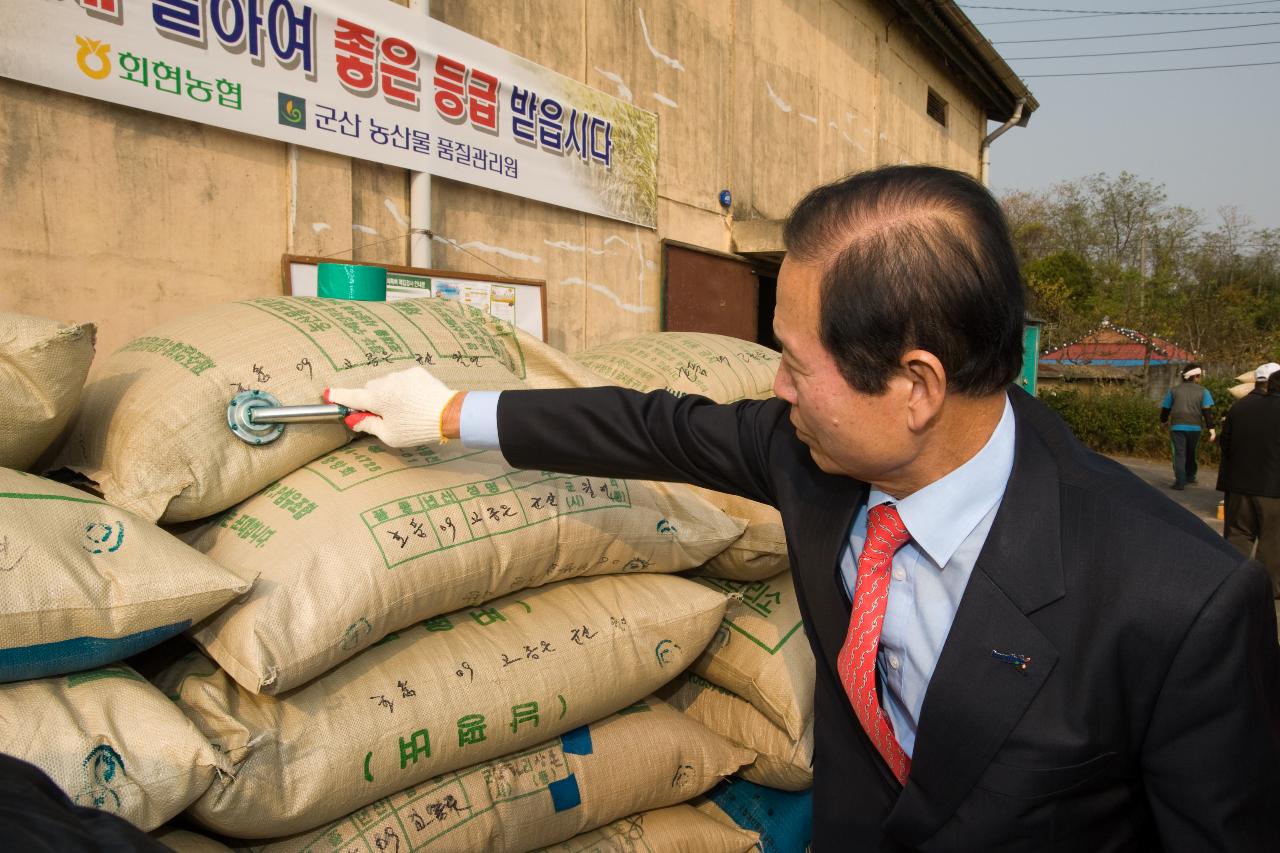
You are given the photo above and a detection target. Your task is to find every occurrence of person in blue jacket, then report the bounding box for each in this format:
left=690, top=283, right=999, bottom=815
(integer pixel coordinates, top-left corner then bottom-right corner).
left=1160, top=364, right=1215, bottom=490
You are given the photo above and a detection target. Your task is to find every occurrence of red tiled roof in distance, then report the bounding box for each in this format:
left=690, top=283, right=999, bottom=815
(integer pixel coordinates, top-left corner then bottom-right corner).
left=1041, top=326, right=1195, bottom=364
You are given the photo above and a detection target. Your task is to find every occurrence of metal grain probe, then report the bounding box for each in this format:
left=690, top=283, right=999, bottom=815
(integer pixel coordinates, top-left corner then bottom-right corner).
left=226, top=390, right=364, bottom=445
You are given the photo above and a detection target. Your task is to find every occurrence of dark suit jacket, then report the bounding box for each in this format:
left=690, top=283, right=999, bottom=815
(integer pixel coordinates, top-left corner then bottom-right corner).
left=1216, top=390, right=1280, bottom=497
left=498, top=385, right=1280, bottom=851
left=0, top=754, right=168, bottom=852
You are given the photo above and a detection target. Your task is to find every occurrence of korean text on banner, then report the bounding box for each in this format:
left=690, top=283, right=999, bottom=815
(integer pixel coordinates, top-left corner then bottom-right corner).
left=0, top=0, right=658, bottom=227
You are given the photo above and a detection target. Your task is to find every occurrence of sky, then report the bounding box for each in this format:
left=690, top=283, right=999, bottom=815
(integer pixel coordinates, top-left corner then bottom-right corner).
left=977, top=1, right=1280, bottom=233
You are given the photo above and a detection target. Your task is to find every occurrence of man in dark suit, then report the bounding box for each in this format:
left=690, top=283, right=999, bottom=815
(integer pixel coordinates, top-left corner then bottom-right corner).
left=330, top=165, right=1280, bottom=850
left=1217, top=361, right=1280, bottom=598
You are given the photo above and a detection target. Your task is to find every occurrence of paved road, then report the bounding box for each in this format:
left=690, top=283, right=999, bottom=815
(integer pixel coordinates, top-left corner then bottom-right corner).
left=1110, top=455, right=1280, bottom=635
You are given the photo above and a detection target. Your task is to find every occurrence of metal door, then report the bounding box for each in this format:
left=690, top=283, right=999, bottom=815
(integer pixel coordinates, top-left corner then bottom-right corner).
left=663, top=242, right=760, bottom=341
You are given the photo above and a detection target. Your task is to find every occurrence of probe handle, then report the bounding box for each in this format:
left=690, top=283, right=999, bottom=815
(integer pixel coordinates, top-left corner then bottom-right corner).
left=246, top=403, right=357, bottom=424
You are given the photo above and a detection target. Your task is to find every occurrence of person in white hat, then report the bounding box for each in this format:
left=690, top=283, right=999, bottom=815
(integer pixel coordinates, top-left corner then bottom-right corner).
left=1159, top=364, right=1216, bottom=490
left=1217, top=361, right=1280, bottom=597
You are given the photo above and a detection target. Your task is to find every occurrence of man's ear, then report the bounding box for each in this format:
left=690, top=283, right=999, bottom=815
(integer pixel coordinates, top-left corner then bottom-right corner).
left=900, top=349, right=947, bottom=432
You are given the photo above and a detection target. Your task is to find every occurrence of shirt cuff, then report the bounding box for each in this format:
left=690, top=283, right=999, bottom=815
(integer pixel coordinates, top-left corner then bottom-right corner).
left=459, top=390, right=503, bottom=452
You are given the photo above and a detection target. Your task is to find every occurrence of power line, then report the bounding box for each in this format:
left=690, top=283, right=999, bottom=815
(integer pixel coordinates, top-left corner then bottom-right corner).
left=994, top=20, right=1280, bottom=42
left=1022, top=57, right=1280, bottom=74
left=974, top=1, right=1280, bottom=26
left=964, top=1, right=1280, bottom=14
left=1006, top=38, right=1280, bottom=58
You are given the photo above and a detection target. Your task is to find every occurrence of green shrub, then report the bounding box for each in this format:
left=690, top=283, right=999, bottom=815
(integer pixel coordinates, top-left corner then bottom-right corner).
left=1037, top=385, right=1224, bottom=464
left=1201, top=375, right=1236, bottom=430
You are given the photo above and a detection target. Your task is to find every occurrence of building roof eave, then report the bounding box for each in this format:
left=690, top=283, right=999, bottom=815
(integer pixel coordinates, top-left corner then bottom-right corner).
left=891, top=0, right=1039, bottom=125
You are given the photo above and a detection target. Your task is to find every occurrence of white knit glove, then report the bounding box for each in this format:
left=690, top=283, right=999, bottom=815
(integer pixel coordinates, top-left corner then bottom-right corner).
left=326, top=366, right=458, bottom=448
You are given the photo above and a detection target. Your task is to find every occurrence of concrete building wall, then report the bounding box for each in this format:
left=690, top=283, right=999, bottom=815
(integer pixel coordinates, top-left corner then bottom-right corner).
left=1, top=0, right=993, bottom=357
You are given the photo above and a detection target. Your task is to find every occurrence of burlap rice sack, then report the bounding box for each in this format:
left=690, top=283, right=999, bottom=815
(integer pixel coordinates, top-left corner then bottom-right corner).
left=242, top=697, right=752, bottom=851
left=0, top=313, right=95, bottom=471
left=155, top=828, right=234, bottom=852
left=183, top=440, right=743, bottom=694
left=0, top=664, right=230, bottom=831
left=572, top=332, right=779, bottom=402
left=530, top=804, right=760, bottom=853
left=53, top=297, right=601, bottom=523
left=157, top=574, right=728, bottom=838
left=661, top=673, right=813, bottom=792
left=688, top=571, right=814, bottom=741
left=0, top=467, right=252, bottom=682
left=688, top=492, right=787, bottom=582
left=694, top=777, right=813, bottom=852
left=573, top=332, right=787, bottom=580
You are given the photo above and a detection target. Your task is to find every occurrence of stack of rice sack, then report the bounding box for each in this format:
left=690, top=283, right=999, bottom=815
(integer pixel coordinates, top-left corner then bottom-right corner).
left=154, top=802, right=765, bottom=853
left=27, top=300, right=799, bottom=849
left=0, top=313, right=95, bottom=471
left=574, top=332, right=788, bottom=582
left=575, top=333, right=814, bottom=847
left=661, top=572, right=815, bottom=793
left=0, top=313, right=251, bottom=832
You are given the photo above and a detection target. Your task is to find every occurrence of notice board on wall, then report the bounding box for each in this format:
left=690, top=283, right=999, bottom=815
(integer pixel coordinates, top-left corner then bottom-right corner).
left=283, top=255, right=547, bottom=342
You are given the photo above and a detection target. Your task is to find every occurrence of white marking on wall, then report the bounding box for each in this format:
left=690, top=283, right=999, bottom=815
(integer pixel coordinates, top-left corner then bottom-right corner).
left=633, top=231, right=649, bottom=290
left=455, top=240, right=543, bottom=264
left=600, top=232, right=652, bottom=297
left=638, top=7, right=684, bottom=71
left=652, top=92, right=679, bottom=109
left=544, top=239, right=605, bottom=256
left=765, top=81, right=792, bottom=114
left=799, top=113, right=817, bottom=124
left=830, top=122, right=863, bottom=150
left=879, top=132, right=889, bottom=141
left=594, top=67, right=634, bottom=102
left=353, top=224, right=378, bottom=235
left=383, top=198, right=409, bottom=229
left=561, top=277, right=655, bottom=314
left=311, top=222, right=331, bottom=234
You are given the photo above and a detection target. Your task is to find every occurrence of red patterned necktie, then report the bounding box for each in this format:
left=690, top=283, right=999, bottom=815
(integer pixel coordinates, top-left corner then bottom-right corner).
left=837, top=502, right=912, bottom=785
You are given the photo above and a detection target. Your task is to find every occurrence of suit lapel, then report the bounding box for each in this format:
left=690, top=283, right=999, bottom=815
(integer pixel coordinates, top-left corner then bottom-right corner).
left=793, top=470, right=867, bottom=684
left=886, top=392, right=1067, bottom=846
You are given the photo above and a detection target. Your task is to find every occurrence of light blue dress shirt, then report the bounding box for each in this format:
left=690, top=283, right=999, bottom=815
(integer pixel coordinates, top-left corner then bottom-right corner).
left=461, top=390, right=1017, bottom=758
left=459, top=390, right=504, bottom=452
left=843, top=397, right=1015, bottom=757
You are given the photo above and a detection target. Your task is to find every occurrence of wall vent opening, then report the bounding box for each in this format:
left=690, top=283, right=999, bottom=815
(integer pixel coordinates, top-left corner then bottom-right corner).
left=926, top=88, right=948, bottom=127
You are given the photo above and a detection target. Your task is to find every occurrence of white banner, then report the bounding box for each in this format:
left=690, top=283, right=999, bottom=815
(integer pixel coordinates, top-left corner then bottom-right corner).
left=0, top=0, right=658, bottom=227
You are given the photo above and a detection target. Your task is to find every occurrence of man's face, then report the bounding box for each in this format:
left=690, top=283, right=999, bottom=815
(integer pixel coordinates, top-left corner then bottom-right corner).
left=771, top=256, right=917, bottom=483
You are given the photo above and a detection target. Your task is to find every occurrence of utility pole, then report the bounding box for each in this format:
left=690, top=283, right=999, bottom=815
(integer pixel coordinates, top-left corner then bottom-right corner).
left=1139, top=233, right=1148, bottom=315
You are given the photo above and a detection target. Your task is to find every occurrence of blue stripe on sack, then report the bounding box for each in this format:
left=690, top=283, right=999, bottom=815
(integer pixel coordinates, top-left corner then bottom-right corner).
left=548, top=774, right=582, bottom=812
left=707, top=777, right=813, bottom=853
left=0, top=621, right=192, bottom=683
left=559, top=725, right=593, bottom=755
